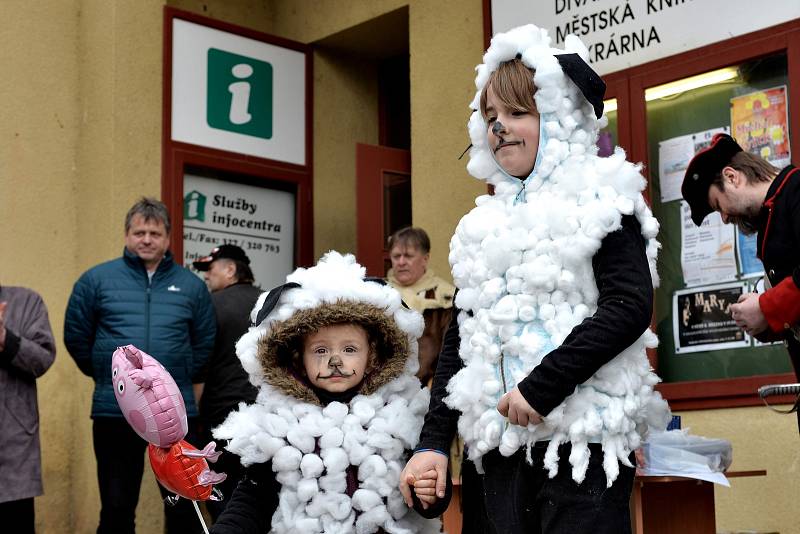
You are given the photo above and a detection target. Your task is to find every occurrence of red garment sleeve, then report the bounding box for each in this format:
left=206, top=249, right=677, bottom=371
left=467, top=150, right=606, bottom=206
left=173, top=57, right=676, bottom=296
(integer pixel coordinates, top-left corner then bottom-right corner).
left=759, top=276, right=800, bottom=332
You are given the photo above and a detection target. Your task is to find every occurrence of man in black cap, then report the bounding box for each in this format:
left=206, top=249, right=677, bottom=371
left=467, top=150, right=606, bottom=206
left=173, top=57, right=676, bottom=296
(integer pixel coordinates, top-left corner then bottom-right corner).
left=682, top=133, right=800, bottom=424
left=193, top=245, right=262, bottom=518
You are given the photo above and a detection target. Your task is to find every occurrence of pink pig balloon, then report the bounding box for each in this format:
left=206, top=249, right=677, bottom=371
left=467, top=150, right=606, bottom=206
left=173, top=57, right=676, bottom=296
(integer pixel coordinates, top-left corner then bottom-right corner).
left=112, top=345, right=188, bottom=447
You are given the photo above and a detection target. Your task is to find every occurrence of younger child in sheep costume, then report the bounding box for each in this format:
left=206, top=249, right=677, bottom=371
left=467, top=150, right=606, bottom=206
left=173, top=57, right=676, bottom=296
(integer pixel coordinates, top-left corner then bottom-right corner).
left=210, top=252, right=447, bottom=534
left=402, top=24, right=670, bottom=533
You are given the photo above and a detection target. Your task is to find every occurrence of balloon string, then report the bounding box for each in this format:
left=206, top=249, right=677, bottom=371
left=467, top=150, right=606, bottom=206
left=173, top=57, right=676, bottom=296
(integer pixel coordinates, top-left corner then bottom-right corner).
left=192, top=501, right=209, bottom=534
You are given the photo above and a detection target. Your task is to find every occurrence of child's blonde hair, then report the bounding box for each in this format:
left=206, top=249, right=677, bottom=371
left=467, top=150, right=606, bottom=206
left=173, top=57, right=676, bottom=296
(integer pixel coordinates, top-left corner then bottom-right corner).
left=479, top=58, right=538, bottom=121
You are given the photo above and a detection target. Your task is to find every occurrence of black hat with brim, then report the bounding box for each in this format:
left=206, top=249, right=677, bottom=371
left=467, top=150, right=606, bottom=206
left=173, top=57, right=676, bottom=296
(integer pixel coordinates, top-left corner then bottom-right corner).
left=193, top=244, right=251, bottom=271
left=681, top=133, right=743, bottom=226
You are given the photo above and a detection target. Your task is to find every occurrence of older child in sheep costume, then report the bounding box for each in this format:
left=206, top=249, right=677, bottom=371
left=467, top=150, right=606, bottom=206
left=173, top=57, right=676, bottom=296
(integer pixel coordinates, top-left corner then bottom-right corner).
left=400, top=24, right=670, bottom=533
left=210, top=252, right=447, bottom=534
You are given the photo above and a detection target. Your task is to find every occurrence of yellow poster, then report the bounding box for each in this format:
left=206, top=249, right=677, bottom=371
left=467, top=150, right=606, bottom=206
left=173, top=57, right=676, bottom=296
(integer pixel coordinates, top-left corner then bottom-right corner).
left=730, top=86, right=790, bottom=167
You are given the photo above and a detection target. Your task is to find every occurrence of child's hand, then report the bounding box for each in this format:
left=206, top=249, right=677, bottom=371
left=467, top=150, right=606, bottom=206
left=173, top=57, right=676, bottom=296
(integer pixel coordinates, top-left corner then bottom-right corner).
left=497, top=386, right=542, bottom=426
left=411, top=469, right=440, bottom=509
left=399, top=451, right=448, bottom=508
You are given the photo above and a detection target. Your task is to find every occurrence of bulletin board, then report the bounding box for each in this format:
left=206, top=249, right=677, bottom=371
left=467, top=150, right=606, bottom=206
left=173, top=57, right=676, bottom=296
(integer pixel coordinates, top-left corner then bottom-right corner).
left=646, top=54, right=793, bottom=383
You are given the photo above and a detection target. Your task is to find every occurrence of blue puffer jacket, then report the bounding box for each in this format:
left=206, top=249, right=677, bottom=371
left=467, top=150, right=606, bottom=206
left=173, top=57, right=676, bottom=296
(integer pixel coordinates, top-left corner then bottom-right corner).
left=64, top=248, right=216, bottom=418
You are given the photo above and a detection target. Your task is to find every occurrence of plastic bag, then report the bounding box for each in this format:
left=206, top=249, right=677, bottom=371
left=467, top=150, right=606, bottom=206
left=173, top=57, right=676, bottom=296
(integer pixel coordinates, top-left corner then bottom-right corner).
left=642, top=429, right=732, bottom=475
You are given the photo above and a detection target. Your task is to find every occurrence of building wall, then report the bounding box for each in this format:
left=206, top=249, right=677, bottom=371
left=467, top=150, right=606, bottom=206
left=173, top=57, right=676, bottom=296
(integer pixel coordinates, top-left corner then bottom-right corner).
left=0, top=1, right=81, bottom=532
left=0, top=0, right=797, bottom=532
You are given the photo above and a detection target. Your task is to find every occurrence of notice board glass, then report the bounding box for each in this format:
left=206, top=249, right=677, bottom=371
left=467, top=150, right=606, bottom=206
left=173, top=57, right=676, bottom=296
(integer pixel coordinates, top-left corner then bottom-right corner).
left=645, top=53, right=793, bottom=383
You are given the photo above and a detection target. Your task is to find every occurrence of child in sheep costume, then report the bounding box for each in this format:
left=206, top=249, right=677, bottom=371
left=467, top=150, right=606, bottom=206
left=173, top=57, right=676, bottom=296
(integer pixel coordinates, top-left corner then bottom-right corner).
left=210, top=252, right=448, bottom=534
left=404, top=25, right=670, bottom=533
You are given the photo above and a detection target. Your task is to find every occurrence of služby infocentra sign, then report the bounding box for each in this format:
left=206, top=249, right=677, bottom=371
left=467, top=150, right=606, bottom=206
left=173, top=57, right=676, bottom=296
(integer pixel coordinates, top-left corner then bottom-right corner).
left=183, top=174, right=295, bottom=290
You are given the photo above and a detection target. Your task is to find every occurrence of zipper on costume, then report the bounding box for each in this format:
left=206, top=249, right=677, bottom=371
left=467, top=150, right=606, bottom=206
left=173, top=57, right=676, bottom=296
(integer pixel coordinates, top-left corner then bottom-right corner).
left=499, top=352, right=508, bottom=394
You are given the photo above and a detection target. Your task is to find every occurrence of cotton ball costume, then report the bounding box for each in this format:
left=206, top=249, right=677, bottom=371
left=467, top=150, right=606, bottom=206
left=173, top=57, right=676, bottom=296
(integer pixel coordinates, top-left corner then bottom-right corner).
left=447, top=24, right=670, bottom=485
left=214, top=252, right=440, bottom=533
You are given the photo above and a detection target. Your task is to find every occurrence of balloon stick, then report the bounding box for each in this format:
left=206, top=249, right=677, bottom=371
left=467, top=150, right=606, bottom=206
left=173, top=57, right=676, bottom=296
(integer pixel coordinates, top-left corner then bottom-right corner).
left=192, top=501, right=209, bottom=534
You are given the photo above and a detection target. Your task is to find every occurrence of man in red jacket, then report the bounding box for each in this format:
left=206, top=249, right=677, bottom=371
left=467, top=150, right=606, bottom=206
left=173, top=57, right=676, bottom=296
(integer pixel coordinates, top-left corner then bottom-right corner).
left=682, top=133, right=800, bottom=427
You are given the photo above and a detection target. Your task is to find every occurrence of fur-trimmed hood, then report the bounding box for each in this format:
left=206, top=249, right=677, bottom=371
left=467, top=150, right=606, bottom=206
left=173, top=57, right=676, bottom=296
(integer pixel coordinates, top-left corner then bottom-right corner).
left=257, top=300, right=411, bottom=406
left=234, top=251, right=425, bottom=397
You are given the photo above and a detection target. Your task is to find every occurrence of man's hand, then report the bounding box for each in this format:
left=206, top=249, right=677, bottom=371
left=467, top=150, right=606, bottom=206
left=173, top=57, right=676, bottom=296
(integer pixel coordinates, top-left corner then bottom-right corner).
left=0, top=302, right=7, bottom=351
left=497, top=387, right=543, bottom=426
left=399, top=451, right=448, bottom=508
left=731, top=292, right=768, bottom=336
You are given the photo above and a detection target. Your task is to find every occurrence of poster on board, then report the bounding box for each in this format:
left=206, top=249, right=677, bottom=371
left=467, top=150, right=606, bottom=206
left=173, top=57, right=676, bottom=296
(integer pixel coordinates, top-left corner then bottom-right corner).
left=658, top=127, right=729, bottom=203
left=673, top=282, right=750, bottom=354
left=680, top=201, right=737, bottom=286
left=736, top=228, right=764, bottom=278
left=730, top=86, right=791, bottom=168
left=182, top=174, right=295, bottom=290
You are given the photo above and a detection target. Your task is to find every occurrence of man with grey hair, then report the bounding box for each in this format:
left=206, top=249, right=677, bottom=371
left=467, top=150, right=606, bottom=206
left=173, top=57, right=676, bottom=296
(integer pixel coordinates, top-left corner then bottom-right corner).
left=64, top=197, right=215, bottom=534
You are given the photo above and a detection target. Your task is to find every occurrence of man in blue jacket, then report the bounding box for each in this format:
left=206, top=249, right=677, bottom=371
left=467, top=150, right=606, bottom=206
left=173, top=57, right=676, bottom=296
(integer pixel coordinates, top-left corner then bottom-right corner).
left=64, top=197, right=215, bottom=534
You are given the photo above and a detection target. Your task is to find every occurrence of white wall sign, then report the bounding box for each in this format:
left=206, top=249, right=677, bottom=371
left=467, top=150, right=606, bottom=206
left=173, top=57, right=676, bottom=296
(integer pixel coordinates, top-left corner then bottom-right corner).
left=172, top=19, right=306, bottom=165
left=183, top=174, right=295, bottom=290
left=491, top=1, right=800, bottom=75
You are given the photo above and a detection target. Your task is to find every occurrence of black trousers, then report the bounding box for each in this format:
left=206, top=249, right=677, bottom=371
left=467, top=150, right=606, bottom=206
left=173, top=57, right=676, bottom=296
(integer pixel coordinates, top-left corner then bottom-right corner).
left=477, top=442, right=635, bottom=534
left=93, top=418, right=206, bottom=534
left=0, top=497, right=35, bottom=534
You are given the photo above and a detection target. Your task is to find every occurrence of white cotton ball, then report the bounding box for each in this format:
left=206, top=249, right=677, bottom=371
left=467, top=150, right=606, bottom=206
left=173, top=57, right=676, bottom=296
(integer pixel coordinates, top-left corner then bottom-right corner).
left=324, top=493, right=353, bottom=521
left=518, top=305, right=536, bottom=322
left=300, top=453, right=324, bottom=478
left=294, top=518, right=322, bottom=532
left=273, top=446, right=302, bottom=471
left=321, top=447, right=349, bottom=473
left=287, top=427, right=316, bottom=454
left=319, top=472, right=347, bottom=493
left=261, top=413, right=290, bottom=437
left=275, top=469, right=300, bottom=487
left=539, top=303, right=555, bottom=320
left=358, top=455, right=388, bottom=481
left=322, top=402, right=349, bottom=424
left=550, top=290, right=565, bottom=305
left=355, top=505, right=391, bottom=534
left=568, top=440, right=590, bottom=484
left=351, top=400, right=376, bottom=425
left=249, top=434, right=285, bottom=461
left=320, top=427, right=344, bottom=449
left=498, top=427, right=521, bottom=456
left=490, top=295, right=519, bottom=323
left=386, top=490, right=408, bottom=520
left=482, top=379, right=501, bottom=395
left=297, top=478, right=319, bottom=502
left=351, top=489, right=383, bottom=512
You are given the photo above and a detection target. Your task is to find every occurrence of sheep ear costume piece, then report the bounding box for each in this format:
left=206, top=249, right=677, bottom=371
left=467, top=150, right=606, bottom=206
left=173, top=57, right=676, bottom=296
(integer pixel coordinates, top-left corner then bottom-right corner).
left=449, top=25, right=670, bottom=486
left=214, top=252, right=440, bottom=534
left=555, top=53, right=606, bottom=119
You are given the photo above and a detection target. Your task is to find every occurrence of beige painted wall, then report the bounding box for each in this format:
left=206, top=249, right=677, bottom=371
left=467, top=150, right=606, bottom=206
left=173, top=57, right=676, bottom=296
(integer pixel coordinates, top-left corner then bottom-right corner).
left=2, top=0, right=798, bottom=532
left=678, top=407, right=800, bottom=533
left=0, top=1, right=81, bottom=532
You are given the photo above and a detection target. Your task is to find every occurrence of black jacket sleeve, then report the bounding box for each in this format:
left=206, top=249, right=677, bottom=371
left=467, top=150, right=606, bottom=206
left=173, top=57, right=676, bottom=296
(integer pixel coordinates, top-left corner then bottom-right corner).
left=518, top=215, right=654, bottom=416
left=416, top=308, right=463, bottom=453
left=210, top=462, right=280, bottom=534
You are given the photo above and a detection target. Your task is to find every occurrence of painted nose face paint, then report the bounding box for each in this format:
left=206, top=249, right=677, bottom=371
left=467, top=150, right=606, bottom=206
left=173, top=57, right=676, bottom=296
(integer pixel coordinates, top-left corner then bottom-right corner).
left=492, top=120, right=505, bottom=136
left=328, top=354, right=343, bottom=368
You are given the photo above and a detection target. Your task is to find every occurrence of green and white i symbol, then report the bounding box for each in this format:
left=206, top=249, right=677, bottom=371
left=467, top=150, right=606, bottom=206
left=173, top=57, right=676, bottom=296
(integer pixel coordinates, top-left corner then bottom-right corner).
left=207, top=48, right=273, bottom=139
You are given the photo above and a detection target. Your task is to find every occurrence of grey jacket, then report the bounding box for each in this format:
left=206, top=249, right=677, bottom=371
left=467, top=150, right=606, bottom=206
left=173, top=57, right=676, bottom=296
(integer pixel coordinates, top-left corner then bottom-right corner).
left=0, top=285, right=56, bottom=503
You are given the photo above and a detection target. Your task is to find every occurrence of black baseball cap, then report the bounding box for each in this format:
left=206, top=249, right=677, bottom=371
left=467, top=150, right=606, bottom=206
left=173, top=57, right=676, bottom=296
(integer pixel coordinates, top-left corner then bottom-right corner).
left=681, top=133, right=743, bottom=226
left=193, top=244, right=250, bottom=271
